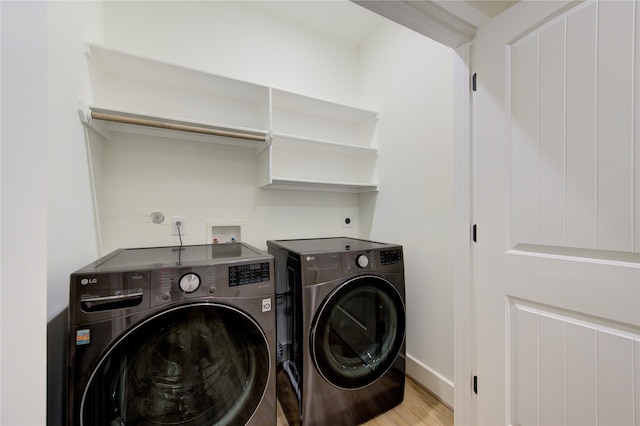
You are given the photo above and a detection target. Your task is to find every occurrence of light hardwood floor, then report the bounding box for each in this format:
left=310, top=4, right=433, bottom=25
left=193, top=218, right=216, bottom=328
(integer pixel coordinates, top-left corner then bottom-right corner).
left=276, top=377, right=454, bottom=426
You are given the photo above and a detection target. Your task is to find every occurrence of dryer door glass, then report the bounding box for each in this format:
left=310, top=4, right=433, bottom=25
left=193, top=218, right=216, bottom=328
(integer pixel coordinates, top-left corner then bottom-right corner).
left=80, top=303, right=269, bottom=426
left=311, top=276, right=405, bottom=389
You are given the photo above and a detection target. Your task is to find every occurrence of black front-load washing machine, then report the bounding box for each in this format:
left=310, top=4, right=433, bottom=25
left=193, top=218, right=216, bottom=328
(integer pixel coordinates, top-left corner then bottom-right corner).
left=267, top=237, right=406, bottom=426
left=68, top=243, right=276, bottom=426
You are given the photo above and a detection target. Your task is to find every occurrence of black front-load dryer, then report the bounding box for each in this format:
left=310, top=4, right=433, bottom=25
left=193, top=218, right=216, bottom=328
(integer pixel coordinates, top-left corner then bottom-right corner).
left=268, top=237, right=406, bottom=426
left=68, top=243, right=276, bottom=426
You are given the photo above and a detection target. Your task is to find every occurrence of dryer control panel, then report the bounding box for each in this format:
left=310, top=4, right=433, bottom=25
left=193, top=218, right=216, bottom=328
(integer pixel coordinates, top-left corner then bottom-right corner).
left=344, top=248, right=404, bottom=275
left=380, top=248, right=403, bottom=265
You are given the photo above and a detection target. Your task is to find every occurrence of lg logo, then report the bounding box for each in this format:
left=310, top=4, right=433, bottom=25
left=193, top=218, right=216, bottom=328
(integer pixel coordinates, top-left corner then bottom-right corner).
left=80, top=278, right=98, bottom=285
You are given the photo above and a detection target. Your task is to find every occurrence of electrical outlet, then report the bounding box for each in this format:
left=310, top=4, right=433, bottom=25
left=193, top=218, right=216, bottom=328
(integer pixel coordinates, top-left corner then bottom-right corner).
left=171, top=216, right=186, bottom=236
left=341, top=214, right=354, bottom=228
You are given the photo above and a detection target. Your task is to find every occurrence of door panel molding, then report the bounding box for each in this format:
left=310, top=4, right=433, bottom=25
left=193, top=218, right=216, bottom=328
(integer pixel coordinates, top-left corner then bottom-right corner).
left=507, top=0, right=639, bottom=260
left=508, top=296, right=640, bottom=426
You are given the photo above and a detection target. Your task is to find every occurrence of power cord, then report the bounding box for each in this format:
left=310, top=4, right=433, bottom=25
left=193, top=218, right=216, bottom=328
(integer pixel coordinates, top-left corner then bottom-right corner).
left=176, top=221, right=183, bottom=248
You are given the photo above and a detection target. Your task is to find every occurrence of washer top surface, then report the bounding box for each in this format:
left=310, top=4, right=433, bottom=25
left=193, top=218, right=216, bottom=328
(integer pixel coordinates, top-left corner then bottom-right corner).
left=77, top=243, right=268, bottom=272
left=267, top=237, right=399, bottom=255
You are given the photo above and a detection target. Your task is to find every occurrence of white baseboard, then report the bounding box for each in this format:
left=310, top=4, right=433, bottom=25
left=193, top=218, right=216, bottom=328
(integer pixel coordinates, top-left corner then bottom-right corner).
left=406, top=354, right=454, bottom=410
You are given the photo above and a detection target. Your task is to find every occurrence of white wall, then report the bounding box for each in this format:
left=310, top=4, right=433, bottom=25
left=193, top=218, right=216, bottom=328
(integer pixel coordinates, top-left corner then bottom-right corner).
left=96, top=1, right=363, bottom=253
left=360, top=22, right=455, bottom=403
left=97, top=134, right=360, bottom=252
left=46, top=2, right=105, bottom=425
left=1, top=2, right=48, bottom=424
left=47, top=1, right=104, bottom=319
left=0, top=1, right=99, bottom=425
left=0, top=1, right=109, bottom=424
left=103, top=1, right=362, bottom=107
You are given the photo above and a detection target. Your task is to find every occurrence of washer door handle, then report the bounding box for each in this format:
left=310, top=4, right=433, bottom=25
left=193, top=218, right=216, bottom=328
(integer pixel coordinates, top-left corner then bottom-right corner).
left=81, top=292, right=143, bottom=312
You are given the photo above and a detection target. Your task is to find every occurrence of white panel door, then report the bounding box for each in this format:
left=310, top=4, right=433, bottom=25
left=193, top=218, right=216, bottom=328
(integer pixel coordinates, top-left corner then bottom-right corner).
left=473, top=1, right=640, bottom=424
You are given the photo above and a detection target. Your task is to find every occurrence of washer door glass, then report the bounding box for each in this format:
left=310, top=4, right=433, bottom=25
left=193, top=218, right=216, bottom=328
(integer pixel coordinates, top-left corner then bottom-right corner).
left=81, top=303, right=269, bottom=426
left=310, top=276, right=405, bottom=389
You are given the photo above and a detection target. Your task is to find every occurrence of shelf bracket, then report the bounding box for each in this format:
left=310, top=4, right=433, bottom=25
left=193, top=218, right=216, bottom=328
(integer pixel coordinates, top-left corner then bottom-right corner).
left=78, top=101, right=109, bottom=139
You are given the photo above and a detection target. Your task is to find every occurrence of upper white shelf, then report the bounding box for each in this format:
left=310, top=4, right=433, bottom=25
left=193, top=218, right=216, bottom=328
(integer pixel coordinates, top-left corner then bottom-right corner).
left=271, top=89, right=378, bottom=147
left=265, top=89, right=379, bottom=192
left=81, top=43, right=379, bottom=192
left=265, top=178, right=379, bottom=193
left=85, top=43, right=270, bottom=133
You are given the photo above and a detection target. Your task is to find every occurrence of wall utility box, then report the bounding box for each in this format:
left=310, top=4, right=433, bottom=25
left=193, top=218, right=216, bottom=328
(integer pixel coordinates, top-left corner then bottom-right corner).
left=206, top=220, right=246, bottom=244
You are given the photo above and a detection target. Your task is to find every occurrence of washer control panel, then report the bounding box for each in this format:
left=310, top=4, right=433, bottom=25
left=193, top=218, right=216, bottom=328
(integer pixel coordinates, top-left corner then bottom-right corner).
left=229, top=262, right=271, bottom=286
left=151, top=260, right=272, bottom=306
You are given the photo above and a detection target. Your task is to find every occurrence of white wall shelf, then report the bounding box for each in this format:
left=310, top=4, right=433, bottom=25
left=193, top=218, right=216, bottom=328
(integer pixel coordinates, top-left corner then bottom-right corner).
left=258, top=132, right=378, bottom=192
left=81, top=43, right=379, bottom=192
left=271, top=89, right=378, bottom=146
left=83, top=43, right=270, bottom=141
left=266, top=178, right=379, bottom=193
left=263, top=89, right=379, bottom=192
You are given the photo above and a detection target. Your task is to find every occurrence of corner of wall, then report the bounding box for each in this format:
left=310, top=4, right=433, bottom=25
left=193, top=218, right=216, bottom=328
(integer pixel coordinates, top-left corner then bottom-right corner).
left=406, top=354, right=455, bottom=409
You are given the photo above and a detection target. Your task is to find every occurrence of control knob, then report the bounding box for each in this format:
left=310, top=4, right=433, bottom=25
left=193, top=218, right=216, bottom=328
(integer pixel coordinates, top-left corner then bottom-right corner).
left=356, top=254, right=369, bottom=268
left=179, top=273, right=201, bottom=293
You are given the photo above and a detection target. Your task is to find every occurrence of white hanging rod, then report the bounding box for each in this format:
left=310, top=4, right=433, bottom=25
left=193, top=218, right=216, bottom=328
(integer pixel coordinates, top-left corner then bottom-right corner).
left=89, top=110, right=267, bottom=143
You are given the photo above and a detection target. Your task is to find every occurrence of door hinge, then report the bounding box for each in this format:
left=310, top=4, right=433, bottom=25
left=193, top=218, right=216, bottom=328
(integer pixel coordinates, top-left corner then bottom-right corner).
left=472, top=73, right=477, bottom=92
left=472, top=224, right=477, bottom=243
left=473, top=375, right=478, bottom=394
